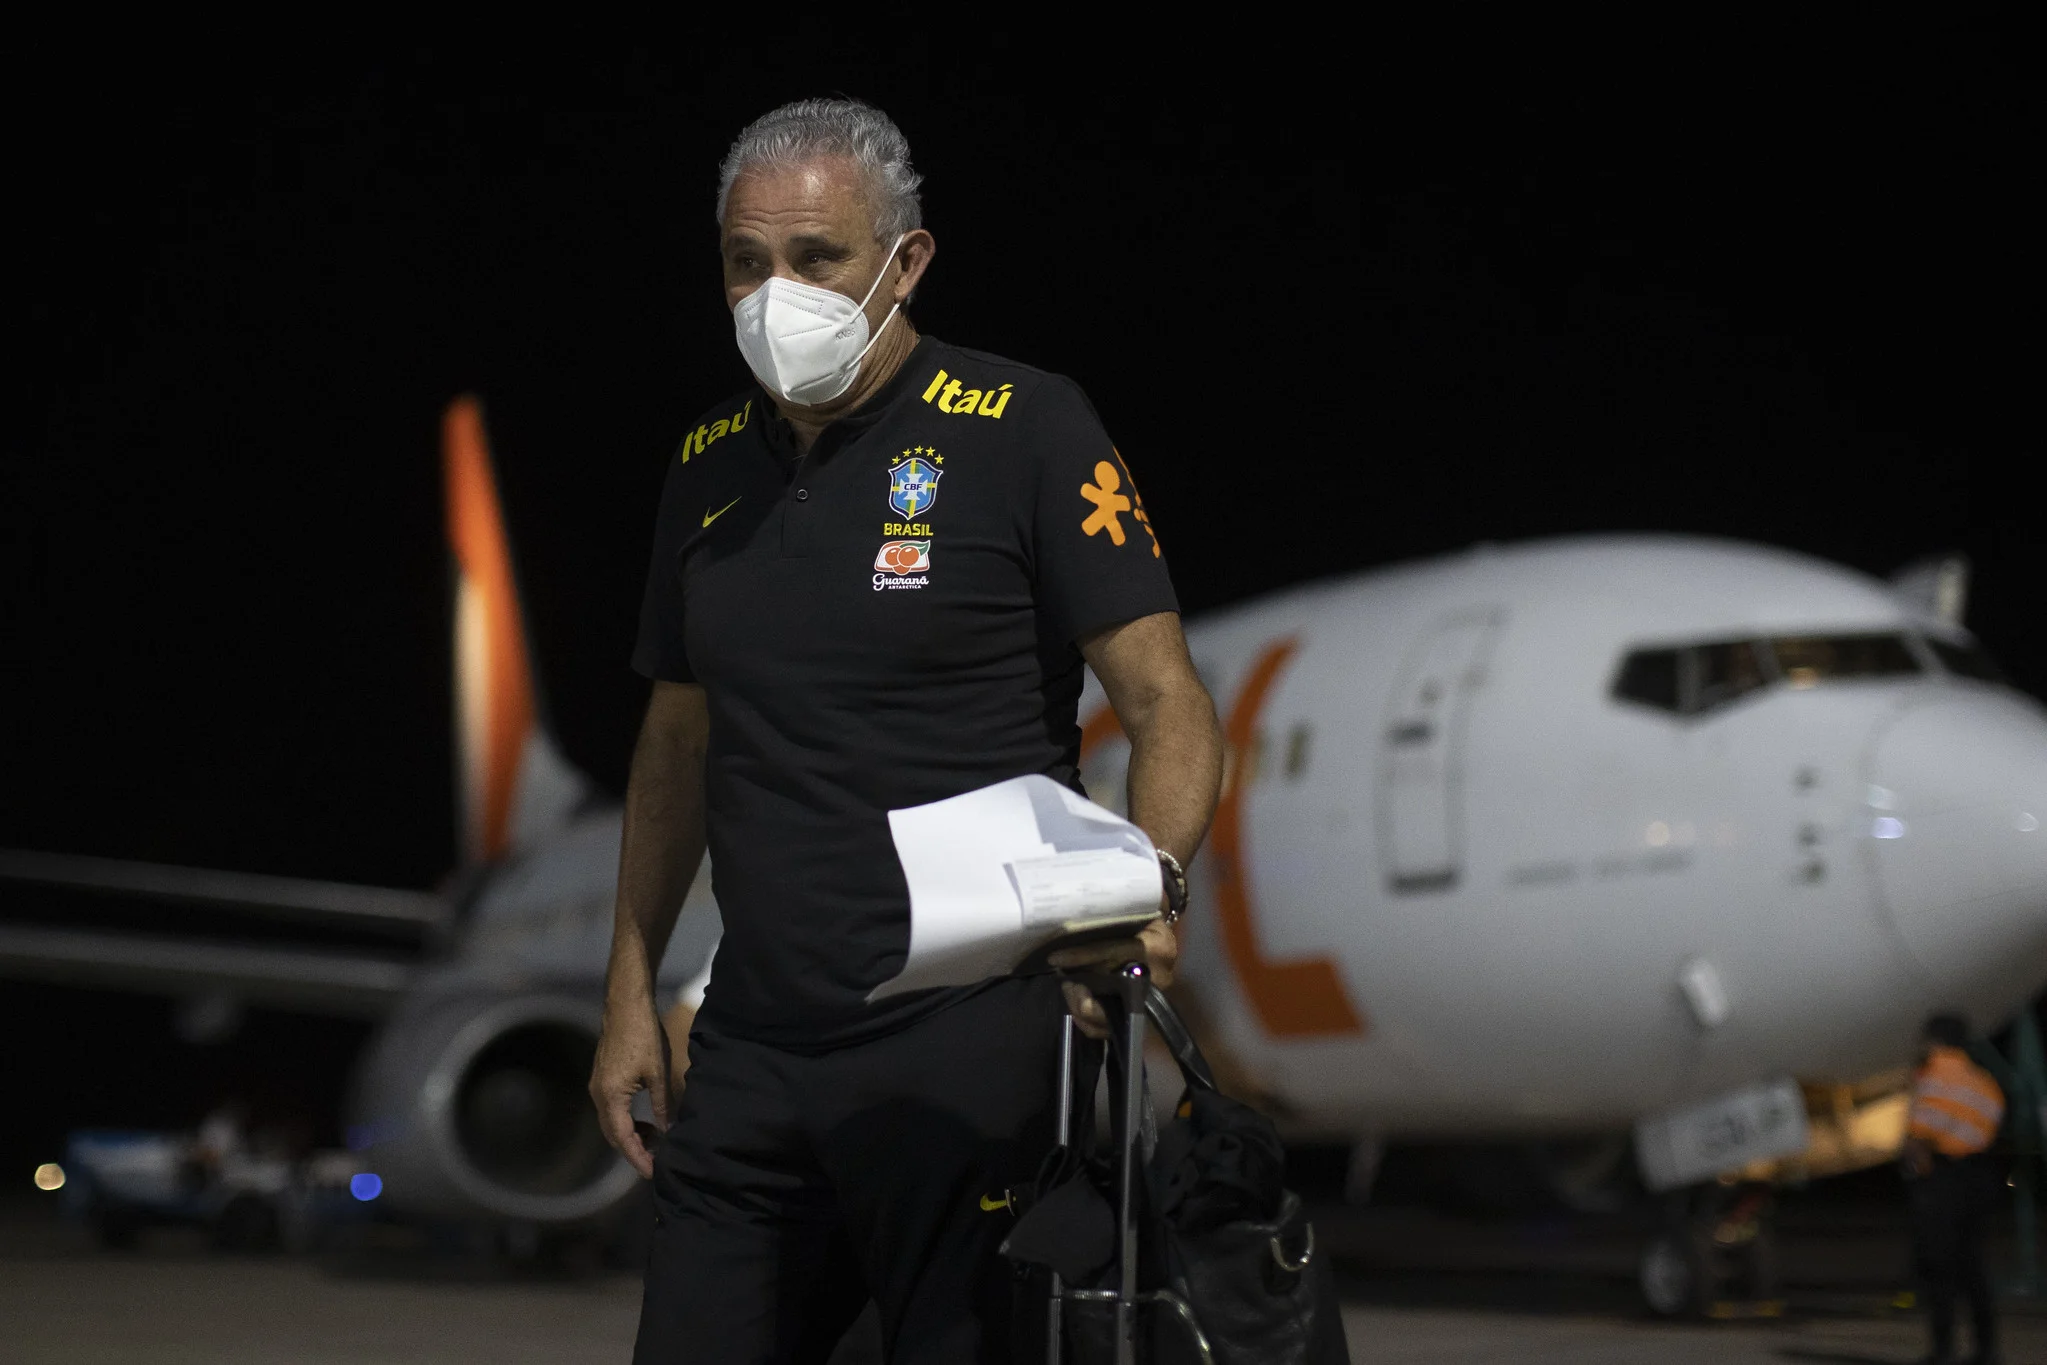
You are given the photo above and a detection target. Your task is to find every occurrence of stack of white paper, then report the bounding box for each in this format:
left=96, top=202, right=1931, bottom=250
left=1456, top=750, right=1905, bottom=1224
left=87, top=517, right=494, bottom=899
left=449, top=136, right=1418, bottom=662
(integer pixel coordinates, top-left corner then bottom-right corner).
left=867, top=774, right=1162, bottom=1001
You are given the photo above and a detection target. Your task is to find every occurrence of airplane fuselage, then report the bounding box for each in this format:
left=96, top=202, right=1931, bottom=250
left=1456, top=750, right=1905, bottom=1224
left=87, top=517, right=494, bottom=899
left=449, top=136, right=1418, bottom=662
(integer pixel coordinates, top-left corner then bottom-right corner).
left=1075, top=537, right=2047, bottom=1139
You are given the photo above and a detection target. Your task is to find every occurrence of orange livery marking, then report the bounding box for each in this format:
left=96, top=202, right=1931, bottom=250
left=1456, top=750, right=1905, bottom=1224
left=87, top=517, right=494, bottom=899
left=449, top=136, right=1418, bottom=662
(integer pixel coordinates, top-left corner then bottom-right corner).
left=443, top=396, right=534, bottom=863
left=1082, top=639, right=1366, bottom=1038
left=1213, top=640, right=1365, bottom=1036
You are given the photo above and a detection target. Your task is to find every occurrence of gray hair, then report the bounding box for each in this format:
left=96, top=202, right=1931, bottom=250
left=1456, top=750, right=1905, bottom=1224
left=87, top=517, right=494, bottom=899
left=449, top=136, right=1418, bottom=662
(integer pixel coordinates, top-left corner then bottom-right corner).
left=716, top=98, right=924, bottom=244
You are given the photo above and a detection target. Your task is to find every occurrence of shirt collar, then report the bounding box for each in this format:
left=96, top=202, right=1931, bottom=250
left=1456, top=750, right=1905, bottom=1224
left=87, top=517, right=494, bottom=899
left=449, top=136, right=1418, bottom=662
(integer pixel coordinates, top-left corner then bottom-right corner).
left=756, top=335, right=936, bottom=457
left=835, top=333, right=934, bottom=430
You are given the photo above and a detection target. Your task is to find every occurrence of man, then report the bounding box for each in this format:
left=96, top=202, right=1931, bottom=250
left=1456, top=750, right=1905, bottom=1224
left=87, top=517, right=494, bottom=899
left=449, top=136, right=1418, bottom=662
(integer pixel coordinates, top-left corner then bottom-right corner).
left=589, top=98, right=1225, bottom=1364
left=1904, top=1013, right=2007, bottom=1365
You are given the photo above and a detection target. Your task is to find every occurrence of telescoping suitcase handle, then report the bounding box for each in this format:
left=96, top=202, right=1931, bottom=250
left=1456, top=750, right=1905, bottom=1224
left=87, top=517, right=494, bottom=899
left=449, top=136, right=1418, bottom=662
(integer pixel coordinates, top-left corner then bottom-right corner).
left=1049, top=962, right=1222, bottom=1365
left=1045, top=962, right=1150, bottom=1365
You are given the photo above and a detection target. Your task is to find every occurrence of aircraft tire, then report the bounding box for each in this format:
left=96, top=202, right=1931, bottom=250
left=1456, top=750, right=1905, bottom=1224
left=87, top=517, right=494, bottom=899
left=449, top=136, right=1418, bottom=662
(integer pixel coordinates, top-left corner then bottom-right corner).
left=1638, top=1229, right=1710, bottom=1318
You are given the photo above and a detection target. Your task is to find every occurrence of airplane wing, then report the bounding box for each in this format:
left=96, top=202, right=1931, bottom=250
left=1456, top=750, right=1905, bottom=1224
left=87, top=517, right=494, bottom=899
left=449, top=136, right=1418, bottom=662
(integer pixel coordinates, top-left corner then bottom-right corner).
left=0, top=849, right=451, bottom=935
left=0, top=849, right=444, bottom=1018
left=0, top=922, right=412, bottom=1017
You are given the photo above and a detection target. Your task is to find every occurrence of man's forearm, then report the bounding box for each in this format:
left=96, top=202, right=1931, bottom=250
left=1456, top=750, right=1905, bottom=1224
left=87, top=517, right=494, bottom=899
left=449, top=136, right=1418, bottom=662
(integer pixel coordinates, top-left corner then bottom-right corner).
left=606, top=686, right=710, bottom=1011
left=1124, top=679, right=1224, bottom=868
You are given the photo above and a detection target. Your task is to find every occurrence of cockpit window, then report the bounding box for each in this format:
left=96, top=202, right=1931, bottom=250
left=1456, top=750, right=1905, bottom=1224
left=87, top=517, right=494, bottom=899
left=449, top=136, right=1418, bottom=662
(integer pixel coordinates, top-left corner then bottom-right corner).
left=1694, top=641, right=1770, bottom=711
left=1770, top=633, right=1921, bottom=687
left=1613, top=632, right=1926, bottom=717
left=1924, top=637, right=2009, bottom=684
left=1612, top=641, right=1768, bottom=715
left=1613, top=648, right=1681, bottom=712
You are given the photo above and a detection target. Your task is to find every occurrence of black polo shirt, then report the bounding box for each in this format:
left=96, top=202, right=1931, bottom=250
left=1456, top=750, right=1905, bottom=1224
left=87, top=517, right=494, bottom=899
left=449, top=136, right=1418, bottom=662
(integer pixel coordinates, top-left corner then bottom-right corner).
left=632, top=336, right=1178, bottom=1049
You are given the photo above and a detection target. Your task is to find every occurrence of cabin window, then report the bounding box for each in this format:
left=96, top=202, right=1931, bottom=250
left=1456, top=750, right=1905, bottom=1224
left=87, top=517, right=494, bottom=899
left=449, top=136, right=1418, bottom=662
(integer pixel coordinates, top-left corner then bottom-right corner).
left=1283, top=724, right=1313, bottom=779
left=1769, top=633, right=1921, bottom=687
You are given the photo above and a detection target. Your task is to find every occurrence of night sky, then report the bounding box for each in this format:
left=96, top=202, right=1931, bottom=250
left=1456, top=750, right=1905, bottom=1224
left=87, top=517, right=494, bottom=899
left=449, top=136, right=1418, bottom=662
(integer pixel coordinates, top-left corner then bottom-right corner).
left=4, top=24, right=2039, bottom=1169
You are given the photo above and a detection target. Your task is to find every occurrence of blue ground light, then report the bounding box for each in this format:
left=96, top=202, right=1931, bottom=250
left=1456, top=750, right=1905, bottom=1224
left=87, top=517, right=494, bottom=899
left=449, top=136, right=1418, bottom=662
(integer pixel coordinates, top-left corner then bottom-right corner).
left=349, top=1173, right=383, bottom=1201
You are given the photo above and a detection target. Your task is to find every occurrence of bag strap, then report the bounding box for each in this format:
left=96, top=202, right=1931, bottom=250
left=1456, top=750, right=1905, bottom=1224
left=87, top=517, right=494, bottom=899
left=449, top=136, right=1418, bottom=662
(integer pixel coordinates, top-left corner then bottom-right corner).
left=1144, top=986, right=1218, bottom=1095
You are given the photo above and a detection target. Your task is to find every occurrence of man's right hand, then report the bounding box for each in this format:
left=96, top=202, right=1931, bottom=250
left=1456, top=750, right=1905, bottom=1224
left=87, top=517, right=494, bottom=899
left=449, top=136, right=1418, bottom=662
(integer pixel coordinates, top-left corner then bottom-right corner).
left=590, top=1003, right=670, bottom=1179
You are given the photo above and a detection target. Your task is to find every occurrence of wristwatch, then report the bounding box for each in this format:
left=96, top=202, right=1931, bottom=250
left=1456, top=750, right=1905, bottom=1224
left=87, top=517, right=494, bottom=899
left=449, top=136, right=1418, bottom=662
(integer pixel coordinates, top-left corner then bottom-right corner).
left=1156, top=849, right=1189, bottom=925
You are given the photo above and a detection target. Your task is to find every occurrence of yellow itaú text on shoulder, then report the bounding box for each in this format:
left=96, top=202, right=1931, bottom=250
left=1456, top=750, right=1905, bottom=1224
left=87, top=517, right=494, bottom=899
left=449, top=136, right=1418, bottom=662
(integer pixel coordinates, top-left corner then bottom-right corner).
left=921, top=370, right=1013, bottom=419
left=681, top=400, right=754, bottom=462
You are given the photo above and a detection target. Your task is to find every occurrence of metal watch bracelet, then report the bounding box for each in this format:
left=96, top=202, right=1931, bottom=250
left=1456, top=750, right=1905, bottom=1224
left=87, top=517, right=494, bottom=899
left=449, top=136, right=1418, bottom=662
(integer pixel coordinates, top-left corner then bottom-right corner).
left=1156, top=849, right=1189, bottom=924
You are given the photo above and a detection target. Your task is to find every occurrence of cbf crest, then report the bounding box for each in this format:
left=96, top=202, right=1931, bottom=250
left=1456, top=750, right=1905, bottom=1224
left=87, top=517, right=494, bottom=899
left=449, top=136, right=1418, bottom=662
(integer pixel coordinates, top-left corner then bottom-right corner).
left=887, top=449, right=944, bottom=519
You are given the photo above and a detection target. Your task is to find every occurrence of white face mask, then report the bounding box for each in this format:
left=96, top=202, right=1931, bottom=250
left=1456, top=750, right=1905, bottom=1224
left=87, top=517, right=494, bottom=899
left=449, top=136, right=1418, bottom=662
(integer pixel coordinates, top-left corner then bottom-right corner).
left=732, top=233, right=907, bottom=406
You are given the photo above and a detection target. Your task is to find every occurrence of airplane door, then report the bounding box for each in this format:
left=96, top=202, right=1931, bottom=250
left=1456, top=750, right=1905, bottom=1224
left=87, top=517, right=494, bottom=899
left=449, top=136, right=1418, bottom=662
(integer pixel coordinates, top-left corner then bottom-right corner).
left=1377, top=612, right=1501, bottom=893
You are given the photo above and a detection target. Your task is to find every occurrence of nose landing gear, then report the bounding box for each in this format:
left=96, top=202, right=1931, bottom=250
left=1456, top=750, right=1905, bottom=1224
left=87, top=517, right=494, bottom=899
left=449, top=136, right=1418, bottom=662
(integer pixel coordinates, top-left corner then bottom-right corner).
left=1639, top=1182, right=1783, bottom=1318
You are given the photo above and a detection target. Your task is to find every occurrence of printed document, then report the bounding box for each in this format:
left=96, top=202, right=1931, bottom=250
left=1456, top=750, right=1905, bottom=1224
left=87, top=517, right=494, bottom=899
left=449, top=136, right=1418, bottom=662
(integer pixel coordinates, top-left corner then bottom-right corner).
left=868, top=774, right=1162, bottom=1001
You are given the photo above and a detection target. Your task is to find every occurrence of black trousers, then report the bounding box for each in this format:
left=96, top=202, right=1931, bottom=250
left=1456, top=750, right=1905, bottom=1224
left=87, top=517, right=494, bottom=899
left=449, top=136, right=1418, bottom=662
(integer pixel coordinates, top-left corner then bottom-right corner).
left=1910, top=1155, right=2000, bottom=1359
left=633, top=975, right=1066, bottom=1365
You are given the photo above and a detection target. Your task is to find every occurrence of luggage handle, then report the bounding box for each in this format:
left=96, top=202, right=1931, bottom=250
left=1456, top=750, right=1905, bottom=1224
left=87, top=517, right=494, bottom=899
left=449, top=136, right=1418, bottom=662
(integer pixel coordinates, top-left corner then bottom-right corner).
left=1057, top=972, right=1214, bottom=1096
left=1047, top=1012, right=1075, bottom=1364
left=1046, top=966, right=1225, bottom=1365
left=1048, top=961, right=1154, bottom=1365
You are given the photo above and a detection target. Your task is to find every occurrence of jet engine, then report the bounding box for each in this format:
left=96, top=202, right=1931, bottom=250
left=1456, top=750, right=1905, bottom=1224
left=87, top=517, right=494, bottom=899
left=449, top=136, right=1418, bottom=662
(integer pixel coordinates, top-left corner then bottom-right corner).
left=346, top=988, right=639, bottom=1227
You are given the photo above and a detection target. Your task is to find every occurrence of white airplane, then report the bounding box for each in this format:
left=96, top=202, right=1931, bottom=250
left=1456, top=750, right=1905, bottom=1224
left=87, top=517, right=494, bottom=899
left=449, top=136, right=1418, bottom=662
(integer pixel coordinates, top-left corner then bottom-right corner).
left=1080, top=540, right=2044, bottom=1155
left=5, top=402, right=2042, bottom=1287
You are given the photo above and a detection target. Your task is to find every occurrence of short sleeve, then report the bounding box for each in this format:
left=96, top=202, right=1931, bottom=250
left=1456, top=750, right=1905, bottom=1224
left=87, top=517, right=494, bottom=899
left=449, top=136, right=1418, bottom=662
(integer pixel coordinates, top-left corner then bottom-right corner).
left=1025, top=376, right=1179, bottom=643
left=631, top=446, right=698, bottom=683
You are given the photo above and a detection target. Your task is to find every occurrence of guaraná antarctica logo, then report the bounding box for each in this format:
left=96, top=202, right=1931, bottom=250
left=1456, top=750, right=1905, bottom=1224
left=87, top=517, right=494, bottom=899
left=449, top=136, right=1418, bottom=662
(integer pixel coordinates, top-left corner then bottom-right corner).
left=873, top=538, right=931, bottom=590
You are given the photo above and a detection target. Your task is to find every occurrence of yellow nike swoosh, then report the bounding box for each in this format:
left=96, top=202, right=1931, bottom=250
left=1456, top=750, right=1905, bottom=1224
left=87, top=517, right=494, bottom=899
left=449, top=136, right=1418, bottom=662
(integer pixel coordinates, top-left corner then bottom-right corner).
left=702, top=496, right=741, bottom=528
left=979, top=1193, right=1011, bottom=1212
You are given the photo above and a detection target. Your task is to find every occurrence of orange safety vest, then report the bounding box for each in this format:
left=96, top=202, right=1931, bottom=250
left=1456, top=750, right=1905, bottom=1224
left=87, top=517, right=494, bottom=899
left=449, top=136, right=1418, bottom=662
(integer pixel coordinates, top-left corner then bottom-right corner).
left=1908, top=1045, right=2006, bottom=1158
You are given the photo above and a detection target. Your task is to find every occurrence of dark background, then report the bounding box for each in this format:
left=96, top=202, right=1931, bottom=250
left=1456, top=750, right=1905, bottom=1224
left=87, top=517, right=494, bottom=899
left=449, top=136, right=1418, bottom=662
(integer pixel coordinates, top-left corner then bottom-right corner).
left=4, top=22, right=2040, bottom=1172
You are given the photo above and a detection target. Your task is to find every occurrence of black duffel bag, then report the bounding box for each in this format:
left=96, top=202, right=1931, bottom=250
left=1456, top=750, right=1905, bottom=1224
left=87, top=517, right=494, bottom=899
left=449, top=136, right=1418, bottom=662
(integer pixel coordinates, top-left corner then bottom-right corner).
left=1001, top=984, right=1348, bottom=1365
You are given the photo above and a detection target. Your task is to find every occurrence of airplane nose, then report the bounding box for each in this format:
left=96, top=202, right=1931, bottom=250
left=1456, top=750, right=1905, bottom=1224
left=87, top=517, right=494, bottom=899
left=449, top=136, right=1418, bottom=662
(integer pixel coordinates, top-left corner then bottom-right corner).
left=1866, top=694, right=2047, bottom=1010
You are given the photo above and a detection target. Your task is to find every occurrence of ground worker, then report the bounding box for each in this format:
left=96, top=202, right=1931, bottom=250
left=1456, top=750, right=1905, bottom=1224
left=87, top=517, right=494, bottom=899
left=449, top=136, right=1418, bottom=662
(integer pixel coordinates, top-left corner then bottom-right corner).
left=1905, top=1012, right=2007, bottom=1365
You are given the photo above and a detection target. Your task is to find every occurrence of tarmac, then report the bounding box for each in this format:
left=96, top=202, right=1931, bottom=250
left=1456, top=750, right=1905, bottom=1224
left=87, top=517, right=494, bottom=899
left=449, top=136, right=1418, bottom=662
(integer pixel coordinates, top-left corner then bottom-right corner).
left=4, top=1202, right=2042, bottom=1364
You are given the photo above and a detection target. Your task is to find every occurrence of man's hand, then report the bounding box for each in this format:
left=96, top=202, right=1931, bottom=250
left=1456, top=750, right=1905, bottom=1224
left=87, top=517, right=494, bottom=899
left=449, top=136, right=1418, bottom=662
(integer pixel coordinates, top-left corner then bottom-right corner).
left=592, top=682, right=708, bottom=1179
left=590, top=1004, right=670, bottom=1179
left=1050, top=917, right=1178, bottom=1040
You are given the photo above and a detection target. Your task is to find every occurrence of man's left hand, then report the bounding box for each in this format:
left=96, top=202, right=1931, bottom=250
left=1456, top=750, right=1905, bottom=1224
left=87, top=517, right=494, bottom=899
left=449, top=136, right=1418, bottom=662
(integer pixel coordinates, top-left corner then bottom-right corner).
left=1049, top=917, right=1178, bottom=1040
